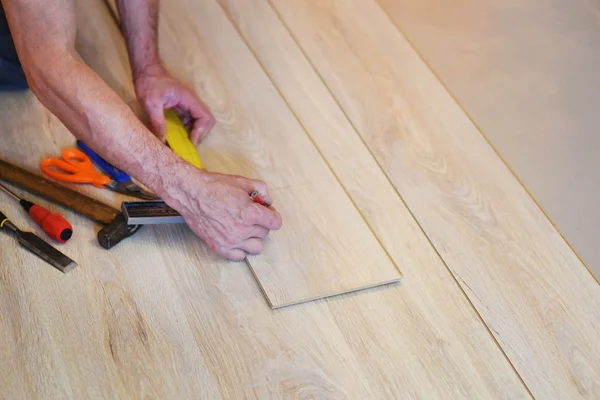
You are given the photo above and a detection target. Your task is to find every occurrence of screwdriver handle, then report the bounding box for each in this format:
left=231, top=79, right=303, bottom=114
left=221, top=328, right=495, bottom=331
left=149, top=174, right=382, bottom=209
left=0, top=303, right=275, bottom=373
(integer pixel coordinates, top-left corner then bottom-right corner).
left=20, top=200, right=73, bottom=243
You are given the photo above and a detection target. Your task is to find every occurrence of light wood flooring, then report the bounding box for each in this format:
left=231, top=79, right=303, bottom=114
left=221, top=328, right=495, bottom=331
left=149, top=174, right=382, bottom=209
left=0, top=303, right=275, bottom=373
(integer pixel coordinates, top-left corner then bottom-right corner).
left=0, top=0, right=599, bottom=398
left=379, top=0, right=600, bottom=281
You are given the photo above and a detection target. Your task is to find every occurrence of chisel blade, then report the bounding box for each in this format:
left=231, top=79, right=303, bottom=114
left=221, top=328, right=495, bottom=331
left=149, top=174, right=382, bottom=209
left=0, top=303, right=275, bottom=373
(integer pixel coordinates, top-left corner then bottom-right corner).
left=17, top=231, right=77, bottom=273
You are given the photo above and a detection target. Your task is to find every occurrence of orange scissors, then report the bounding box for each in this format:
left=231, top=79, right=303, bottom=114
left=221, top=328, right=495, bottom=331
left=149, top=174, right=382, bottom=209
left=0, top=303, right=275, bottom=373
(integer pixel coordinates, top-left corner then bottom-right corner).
left=41, top=148, right=160, bottom=200
left=41, top=149, right=111, bottom=188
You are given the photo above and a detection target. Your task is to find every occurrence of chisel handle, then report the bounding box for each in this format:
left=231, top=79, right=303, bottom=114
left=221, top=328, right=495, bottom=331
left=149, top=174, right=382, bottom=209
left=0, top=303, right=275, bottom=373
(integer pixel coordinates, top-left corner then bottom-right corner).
left=0, top=211, right=17, bottom=233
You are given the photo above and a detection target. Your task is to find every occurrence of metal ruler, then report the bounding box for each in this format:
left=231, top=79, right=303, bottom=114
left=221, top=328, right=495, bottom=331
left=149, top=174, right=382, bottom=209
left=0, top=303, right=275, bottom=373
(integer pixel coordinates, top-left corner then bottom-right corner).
left=122, top=201, right=184, bottom=225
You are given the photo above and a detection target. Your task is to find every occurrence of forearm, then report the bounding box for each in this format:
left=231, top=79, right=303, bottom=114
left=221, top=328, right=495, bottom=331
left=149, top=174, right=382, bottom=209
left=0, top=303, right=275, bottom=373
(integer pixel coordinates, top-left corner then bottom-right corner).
left=28, top=51, right=187, bottom=197
left=2, top=0, right=187, bottom=195
left=117, top=0, right=163, bottom=80
left=115, top=0, right=216, bottom=143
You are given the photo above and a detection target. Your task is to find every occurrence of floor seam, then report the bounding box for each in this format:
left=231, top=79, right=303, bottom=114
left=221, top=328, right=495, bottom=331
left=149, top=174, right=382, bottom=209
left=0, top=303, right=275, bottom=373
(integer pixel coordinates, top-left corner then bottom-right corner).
left=264, top=0, right=534, bottom=396
left=371, top=0, right=599, bottom=288
left=218, top=0, right=402, bottom=277
left=371, top=0, right=548, bottom=396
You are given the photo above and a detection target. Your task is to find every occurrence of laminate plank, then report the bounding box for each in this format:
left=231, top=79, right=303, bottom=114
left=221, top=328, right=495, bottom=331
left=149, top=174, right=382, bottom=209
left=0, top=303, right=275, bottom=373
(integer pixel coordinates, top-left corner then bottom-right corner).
left=377, top=0, right=600, bottom=281
left=268, top=0, right=600, bottom=397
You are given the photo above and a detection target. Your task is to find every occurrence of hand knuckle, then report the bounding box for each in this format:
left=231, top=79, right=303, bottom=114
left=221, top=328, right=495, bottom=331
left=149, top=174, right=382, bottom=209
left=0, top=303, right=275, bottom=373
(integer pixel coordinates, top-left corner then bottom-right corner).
left=241, top=204, right=259, bottom=223
left=223, top=236, right=236, bottom=247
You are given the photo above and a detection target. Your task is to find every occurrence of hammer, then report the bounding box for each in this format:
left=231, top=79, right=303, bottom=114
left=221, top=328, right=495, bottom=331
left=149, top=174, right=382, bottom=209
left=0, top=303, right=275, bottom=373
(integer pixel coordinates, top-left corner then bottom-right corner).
left=0, top=158, right=140, bottom=249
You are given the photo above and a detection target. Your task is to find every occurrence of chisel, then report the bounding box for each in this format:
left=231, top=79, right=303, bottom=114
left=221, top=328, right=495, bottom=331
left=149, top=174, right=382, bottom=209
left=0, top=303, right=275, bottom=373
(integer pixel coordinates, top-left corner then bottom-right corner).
left=0, top=210, right=77, bottom=273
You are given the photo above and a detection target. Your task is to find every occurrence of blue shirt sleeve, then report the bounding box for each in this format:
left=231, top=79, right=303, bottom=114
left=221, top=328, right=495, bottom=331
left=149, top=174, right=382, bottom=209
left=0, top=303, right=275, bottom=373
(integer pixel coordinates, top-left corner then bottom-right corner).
left=0, top=1, right=28, bottom=90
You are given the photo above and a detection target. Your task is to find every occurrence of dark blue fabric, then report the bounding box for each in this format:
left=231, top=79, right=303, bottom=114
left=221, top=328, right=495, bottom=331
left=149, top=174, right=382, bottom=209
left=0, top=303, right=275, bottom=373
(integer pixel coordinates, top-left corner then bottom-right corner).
left=0, top=2, right=28, bottom=90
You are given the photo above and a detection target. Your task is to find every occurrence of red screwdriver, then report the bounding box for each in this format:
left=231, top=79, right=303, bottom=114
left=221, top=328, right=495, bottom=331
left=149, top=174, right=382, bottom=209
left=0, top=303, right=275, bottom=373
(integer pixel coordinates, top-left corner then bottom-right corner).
left=0, top=182, right=73, bottom=243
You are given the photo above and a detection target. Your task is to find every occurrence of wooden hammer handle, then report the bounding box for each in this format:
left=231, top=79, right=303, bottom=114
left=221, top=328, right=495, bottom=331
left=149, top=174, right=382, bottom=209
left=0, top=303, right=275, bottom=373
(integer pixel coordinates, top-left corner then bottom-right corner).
left=0, top=158, right=118, bottom=225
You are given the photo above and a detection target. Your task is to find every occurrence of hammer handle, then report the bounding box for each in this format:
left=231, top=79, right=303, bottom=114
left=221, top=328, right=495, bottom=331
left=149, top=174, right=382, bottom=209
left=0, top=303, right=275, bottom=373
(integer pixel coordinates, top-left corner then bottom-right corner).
left=0, top=158, right=118, bottom=224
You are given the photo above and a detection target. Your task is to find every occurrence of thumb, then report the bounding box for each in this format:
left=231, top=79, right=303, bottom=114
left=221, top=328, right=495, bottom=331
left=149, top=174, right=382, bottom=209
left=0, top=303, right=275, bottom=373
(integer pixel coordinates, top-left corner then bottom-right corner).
left=144, top=100, right=168, bottom=142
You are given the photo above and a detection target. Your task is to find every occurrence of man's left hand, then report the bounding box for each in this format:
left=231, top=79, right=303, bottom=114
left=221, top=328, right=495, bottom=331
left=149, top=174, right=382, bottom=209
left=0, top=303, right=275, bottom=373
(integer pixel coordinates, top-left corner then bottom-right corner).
left=134, top=65, right=216, bottom=144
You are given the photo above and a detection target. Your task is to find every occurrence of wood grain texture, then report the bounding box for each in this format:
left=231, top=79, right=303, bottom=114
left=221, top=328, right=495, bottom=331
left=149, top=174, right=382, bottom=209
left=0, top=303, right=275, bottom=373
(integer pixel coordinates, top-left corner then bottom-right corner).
left=376, top=0, right=600, bottom=282
left=0, top=0, right=532, bottom=398
left=105, top=0, right=401, bottom=309
left=268, top=0, right=600, bottom=398
left=214, top=0, right=533, bottom=396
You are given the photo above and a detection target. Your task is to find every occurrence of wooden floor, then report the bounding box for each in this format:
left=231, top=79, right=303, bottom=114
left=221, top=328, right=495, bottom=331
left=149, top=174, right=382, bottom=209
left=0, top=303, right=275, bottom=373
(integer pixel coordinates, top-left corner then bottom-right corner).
left=0, top=0, right=599, bottom=398
left=379, top=0, right=600, bottom=281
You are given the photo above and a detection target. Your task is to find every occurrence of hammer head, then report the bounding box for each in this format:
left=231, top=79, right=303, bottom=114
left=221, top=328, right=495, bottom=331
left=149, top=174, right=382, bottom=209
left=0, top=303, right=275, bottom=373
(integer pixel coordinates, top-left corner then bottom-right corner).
left=97, top=213, right=142, bottom=250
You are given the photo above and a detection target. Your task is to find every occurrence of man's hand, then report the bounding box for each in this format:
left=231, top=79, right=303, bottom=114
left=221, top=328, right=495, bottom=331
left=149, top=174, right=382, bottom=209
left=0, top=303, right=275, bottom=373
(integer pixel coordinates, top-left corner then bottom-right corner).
left=135, top=65, right=216, bottom=144
left=162, top=165, right=283, bottom=261
left=6, top=0, right=280, bottom=261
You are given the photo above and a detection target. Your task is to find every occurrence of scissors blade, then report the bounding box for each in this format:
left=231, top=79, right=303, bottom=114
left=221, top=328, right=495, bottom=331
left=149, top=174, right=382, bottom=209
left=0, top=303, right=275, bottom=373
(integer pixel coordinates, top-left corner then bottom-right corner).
left=106, top=181, right=161, bottom=201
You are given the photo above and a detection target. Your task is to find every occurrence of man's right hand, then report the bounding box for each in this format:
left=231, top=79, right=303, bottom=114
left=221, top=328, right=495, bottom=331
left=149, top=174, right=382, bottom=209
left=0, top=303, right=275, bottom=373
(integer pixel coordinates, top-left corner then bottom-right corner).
left=161, top=165, right=283, bottom=261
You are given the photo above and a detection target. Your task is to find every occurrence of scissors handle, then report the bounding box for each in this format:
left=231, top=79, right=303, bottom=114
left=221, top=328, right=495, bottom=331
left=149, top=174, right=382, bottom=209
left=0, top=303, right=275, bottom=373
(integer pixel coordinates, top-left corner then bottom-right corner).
left=77, top=141, right=131, bottom=183
left=40, top=157, right=110, bottom=188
